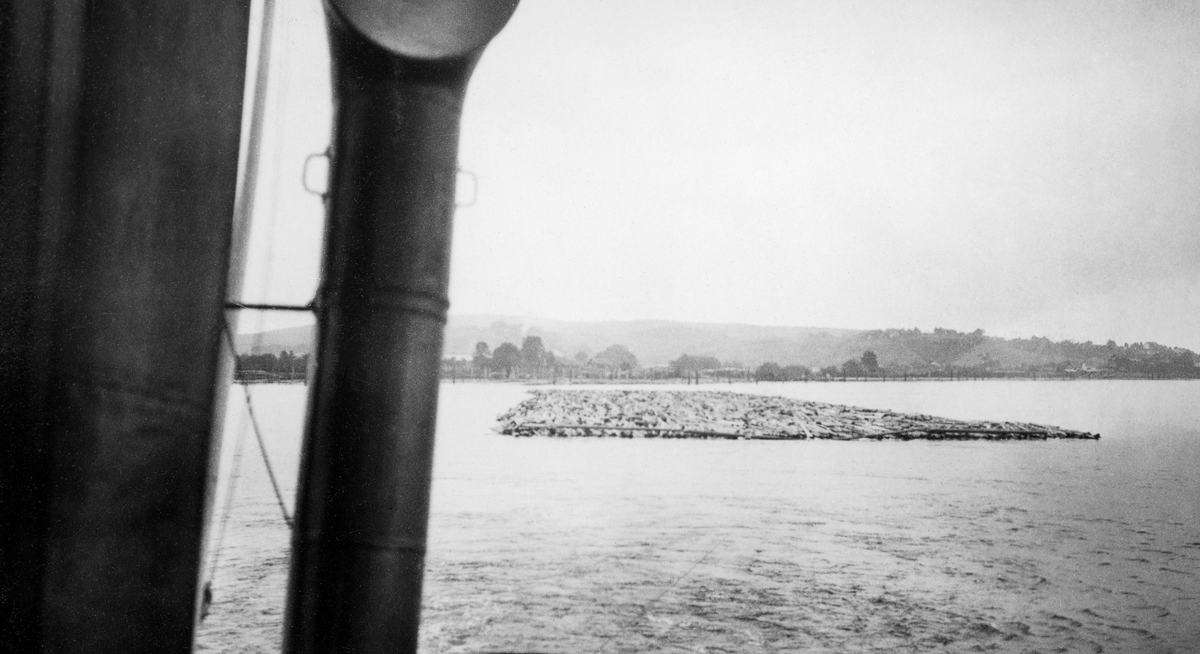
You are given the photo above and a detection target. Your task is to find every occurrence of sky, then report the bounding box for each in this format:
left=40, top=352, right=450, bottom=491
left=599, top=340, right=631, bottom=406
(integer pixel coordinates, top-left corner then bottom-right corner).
left=236, top=0, right=1200, bottom=350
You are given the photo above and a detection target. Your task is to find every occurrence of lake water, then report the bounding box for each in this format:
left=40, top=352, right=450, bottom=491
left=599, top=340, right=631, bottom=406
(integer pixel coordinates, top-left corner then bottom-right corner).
left=196, top=380, right=1200, bottom=653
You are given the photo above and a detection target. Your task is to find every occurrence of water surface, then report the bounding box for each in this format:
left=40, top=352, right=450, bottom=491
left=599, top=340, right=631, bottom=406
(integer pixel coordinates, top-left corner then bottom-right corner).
left=197, top=380, right=1200, bottom=653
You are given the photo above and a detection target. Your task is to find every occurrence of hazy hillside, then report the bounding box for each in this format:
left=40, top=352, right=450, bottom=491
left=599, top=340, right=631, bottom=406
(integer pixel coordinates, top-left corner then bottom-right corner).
left=235, top=324, right=314, bottom=355
left=235, top=316, right=859, bottom=365
left=236, top=316, right=1198, bottom=376
left=440, top=316, right=859, bottom=366
left=826, top=328, right=1197, bottom=376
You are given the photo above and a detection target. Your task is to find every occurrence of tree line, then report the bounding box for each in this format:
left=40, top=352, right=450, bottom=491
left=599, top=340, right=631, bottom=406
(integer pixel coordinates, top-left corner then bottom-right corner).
left=446, top=346, right=754, bottom=382
left=241, top=329, right=1200, bottom=384
left=235, top=350, right=308, bottom=381
left=850, top=328, right=1200, bottom=379
left=445, top=337, right=641, bottom=380
left=753, top=350, right=882, bottom=381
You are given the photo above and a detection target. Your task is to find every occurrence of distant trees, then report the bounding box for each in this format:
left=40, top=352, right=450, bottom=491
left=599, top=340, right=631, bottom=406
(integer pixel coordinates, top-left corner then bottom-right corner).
left=473, top=342, right=491, bottom=374
left=593, top=344, right=637, bottom=373
left=858, top=327, right=986, bottom=372
left=520, top=336, right=555, bottom=375
left=670, top=354, right=721, bottom=377
left=781, top=365, right=810, bottom=381
left=755, top=362, right=783, bottom=381
left=492, top=342, right=520, bottom=378
left=441, top=357, right=472, bottom=379
left=520, top=336, right=545, bottom=367
left=819, top=332, right=1200, bottom=378
left=235, top=350, right=308, bottom=380
left=438, top=327, right=1200, bottom=382
left=467, top=341, right=643, bottom=379
left=754, top=362, right=811, bottom=381
left=447, top=339, right=645, bottom=380
left=815, top=351, right=879, bottom=378
left=1120, top=345, right=1198, bottom=378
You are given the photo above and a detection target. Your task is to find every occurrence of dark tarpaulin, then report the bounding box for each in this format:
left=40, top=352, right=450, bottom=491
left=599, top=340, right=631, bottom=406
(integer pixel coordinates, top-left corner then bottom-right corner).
left=0, top=2, right=250, bottom=651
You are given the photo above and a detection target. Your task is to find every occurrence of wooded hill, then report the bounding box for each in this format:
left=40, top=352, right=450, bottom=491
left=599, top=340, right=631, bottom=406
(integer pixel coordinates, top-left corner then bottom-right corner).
left=833, top=328, right=1196, bottom=377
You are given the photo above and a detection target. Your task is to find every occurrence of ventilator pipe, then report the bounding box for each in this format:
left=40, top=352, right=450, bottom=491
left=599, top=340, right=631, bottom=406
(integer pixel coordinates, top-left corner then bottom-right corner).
left=284, top=2, right=518, bottom=653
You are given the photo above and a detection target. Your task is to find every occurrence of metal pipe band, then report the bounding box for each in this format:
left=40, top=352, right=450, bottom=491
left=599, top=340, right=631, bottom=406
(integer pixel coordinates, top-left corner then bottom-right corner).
left=365, top=287, right=452, bottom=323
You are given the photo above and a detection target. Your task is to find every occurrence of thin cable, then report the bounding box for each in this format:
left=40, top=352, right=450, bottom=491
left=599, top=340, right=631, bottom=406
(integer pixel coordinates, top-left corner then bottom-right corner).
left=201, top=0, right=294, bottom=620
left=221, top=0, right=295, bottom=531
left=206, top=404, right=250, bottom=582
left=242, top=381, right=294, bottom=529
left=222, top=320, right=294, bottom=530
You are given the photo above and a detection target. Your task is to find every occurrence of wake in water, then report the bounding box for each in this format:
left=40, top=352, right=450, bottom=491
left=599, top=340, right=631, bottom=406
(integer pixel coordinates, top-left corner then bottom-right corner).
left=196, top=382, right=1199, bottom=653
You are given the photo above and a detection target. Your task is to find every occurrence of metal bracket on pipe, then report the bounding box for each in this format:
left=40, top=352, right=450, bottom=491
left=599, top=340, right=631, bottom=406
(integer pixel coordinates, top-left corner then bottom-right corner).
left=302, top=149, right=330, bottom=198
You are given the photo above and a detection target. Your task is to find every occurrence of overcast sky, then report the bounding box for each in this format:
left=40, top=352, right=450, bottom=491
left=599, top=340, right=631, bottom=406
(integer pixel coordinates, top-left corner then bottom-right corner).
left=239, top=0, right=1200, bottom=349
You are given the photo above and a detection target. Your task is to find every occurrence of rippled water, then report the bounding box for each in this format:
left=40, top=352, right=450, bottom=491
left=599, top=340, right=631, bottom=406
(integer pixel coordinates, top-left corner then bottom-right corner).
left=196, top=380, right=1200, bottom=653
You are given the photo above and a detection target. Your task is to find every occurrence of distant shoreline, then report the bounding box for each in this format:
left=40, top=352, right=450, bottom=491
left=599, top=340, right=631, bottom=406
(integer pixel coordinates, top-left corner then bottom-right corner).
left=233, top=375, right=1199, bottom=386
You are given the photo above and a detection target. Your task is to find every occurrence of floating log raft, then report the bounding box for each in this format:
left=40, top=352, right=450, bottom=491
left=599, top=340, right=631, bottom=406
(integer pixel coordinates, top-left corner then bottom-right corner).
left=497, top=390, right=1099, bottom=441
